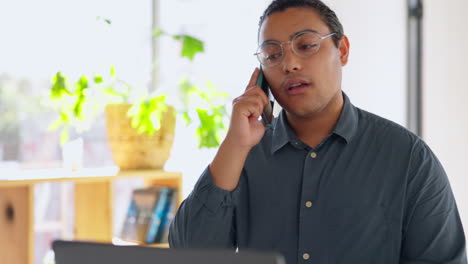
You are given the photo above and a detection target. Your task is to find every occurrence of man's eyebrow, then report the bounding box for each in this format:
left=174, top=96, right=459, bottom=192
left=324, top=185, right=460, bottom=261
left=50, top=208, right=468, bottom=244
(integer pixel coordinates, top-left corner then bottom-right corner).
left=290, top=29, right=319, bottom=39
left=261, top=29, right=320, bottom=44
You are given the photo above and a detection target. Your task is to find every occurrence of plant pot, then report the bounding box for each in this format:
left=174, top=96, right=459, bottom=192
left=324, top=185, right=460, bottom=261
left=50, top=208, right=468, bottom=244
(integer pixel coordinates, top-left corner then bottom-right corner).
left=105, top=104, right=176, bottom=170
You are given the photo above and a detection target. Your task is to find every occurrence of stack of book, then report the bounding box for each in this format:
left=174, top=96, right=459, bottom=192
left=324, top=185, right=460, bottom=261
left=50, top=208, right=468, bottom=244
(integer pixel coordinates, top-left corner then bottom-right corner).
left=119, top=186, right=178, bottom=244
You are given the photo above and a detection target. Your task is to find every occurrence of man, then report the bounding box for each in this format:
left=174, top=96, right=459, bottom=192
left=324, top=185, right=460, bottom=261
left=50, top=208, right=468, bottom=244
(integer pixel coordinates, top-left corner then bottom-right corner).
left=169, top=0, right=467, bottom=263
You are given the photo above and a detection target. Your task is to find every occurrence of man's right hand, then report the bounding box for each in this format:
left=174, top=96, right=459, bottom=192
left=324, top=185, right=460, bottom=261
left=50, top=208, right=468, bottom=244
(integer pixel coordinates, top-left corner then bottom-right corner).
left=224, top=68, right=270, bottom=150
left=208, top=68, right=271, bottom=191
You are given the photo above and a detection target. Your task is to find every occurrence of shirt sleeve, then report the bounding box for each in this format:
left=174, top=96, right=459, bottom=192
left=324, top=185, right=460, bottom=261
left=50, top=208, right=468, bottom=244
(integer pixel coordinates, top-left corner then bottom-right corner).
left=168, top=166, right=242, bottom=249
left=401, top=140, right=467, bottom=264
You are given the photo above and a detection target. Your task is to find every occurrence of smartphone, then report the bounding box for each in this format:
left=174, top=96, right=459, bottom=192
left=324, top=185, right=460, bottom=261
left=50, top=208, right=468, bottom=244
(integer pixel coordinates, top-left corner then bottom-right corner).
left=256, top=67, right=274, bottom=127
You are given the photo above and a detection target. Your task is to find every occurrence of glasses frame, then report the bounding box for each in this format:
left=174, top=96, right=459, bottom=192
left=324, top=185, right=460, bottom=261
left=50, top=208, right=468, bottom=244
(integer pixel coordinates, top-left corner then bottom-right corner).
left=254, top=31, right=337, bottom=68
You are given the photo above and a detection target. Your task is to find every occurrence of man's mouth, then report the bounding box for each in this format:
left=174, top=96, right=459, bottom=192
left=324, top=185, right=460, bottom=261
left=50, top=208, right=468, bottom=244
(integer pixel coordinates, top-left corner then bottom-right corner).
left=284, top=79, right=311, bottom=95
left=288, top=82, right=309, bottom=91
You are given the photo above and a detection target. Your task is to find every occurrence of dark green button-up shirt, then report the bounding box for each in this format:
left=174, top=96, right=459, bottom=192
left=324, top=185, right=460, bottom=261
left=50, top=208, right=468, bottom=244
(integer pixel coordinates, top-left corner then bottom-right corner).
left=169, top=92, right=467, bottom=264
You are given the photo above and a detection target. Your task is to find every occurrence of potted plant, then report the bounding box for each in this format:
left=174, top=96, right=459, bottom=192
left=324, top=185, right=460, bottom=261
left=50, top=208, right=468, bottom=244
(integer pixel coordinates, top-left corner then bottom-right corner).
left=46, top=30, right=229, bottom=169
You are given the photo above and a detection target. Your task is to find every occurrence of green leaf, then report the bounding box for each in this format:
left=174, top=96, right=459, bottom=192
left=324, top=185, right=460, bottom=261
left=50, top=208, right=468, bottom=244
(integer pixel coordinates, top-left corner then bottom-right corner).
left=137, top=122, right=147, bottom=134
left=110, top=66, right=116, bottom=78
left=76, top=75, right=89, bottom=92
left=153, top=28, right=165, bottom=38
left=179, top=78, right=197, bottom=94
left=195, top=108, right=226, bottom=148
left=102, top=87, right=120, bottom=97
left=60, top=111, right=70, bottom=123
left=73, top=75, right=89, bottom=119
left=96, top=16, right=112, bottom=25
left=182, top=111, right=191, bottom=125
left=173, top=34, right=204, bottom=61
left=50, top=72, right=69, bottom=99
left=94, top=75, right=104, bottom=84
left=48, top=118, right=63, bottom=131
left=177, top=77, right=229, bottom=148
left=127, top=96, right=167, bottom=136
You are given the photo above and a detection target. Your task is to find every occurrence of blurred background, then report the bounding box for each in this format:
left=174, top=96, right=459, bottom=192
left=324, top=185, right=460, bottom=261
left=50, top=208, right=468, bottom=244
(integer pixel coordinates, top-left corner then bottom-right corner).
left=0, top=0, right=467, bottom=263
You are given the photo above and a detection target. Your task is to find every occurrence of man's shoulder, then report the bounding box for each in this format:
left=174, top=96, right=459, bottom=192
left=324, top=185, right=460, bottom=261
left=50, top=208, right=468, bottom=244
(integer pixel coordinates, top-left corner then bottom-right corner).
left=358, top=107, right=445, bottom=173
left=353, top=108, right=442, bottom=180
left=356, top=107, right=422, bottom=147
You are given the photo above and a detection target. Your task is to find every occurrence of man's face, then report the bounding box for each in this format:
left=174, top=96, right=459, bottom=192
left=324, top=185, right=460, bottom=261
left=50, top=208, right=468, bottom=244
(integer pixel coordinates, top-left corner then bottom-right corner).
left=259, top=7, right=349, bottom=119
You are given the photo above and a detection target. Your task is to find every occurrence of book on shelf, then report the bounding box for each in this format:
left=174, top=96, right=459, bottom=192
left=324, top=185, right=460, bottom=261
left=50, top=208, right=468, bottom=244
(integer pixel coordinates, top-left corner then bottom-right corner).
left=119, top=186, right=178, bottom=244
left=120, top=187, right=159, bottom=242
left=157, top=189, right=178, bottom=243
left=119, top=194, right=138, bottom=242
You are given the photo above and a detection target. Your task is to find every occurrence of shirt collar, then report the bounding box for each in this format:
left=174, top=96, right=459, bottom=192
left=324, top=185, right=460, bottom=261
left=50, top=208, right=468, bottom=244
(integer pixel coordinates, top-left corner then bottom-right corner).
left=271, top=109, right=297, bottom=154
left=270, top=91, right=358, bottom=154
left=332, top=92, right=358, bottom=143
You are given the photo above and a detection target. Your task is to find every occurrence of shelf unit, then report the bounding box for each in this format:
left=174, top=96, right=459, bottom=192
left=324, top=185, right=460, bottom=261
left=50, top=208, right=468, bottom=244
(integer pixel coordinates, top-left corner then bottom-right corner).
left=0, top=167, right=182, bottom=264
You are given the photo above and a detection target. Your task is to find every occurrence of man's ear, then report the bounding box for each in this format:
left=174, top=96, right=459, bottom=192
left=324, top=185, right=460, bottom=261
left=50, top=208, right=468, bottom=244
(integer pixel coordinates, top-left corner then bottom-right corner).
left=338, top=35, right=350, bottom=66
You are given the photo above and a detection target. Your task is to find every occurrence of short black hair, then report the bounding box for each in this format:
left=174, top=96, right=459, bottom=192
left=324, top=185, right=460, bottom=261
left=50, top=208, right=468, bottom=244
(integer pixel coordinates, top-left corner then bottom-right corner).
left=258, top=0, right=344, bottom=47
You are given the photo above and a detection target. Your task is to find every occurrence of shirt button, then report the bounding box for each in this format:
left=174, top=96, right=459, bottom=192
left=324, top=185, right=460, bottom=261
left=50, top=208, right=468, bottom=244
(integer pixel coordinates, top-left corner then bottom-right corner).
left=305, top=201, right=313, bottom=208
left=303, top=253, right=310, bottom=260
left=310, top=152, right=317, bottom=158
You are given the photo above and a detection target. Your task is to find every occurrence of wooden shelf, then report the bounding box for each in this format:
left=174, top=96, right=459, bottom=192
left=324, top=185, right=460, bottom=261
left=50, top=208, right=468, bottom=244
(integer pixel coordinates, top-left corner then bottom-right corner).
left=0, top=168, right=181, bottom=264
left=0, top=166, right=181, bottom=187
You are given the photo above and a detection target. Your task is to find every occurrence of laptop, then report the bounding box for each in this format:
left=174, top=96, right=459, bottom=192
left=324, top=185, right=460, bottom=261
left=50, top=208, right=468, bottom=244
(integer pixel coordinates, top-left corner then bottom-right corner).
left=53, top=240, right=286, bottom=264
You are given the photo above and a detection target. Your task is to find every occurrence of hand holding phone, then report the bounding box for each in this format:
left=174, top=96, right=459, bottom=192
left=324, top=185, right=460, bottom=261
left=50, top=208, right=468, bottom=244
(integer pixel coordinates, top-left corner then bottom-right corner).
left=256, top=67, right=274, bottom=127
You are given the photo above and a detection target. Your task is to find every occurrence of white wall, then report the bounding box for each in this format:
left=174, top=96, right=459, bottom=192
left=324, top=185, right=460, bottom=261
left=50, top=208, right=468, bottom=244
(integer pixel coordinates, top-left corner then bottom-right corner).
left=328, top=0, right=407, bottom=126
left=0, top=0, right=152, bottom=88
left=161, top=0, right=408, bottom=198
left=423, top=0, right=468, bottom=230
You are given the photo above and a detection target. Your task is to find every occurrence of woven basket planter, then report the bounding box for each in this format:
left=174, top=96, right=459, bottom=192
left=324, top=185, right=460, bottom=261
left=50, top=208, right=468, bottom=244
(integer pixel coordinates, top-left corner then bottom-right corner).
left=105, top=103, right=176, bottom=169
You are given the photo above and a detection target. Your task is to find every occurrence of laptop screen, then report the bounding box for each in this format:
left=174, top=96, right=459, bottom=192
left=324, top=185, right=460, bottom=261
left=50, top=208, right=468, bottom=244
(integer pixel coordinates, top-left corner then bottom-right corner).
left=53, top=240, right=286, bottom=264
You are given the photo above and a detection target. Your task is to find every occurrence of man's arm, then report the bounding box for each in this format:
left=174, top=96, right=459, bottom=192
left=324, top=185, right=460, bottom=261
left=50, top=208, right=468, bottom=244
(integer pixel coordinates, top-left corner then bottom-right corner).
left=400, top=140, right=467, bottom=264
left=169, top=68, right=269, bottom=248
left=168, top=167, right=241, bottom=248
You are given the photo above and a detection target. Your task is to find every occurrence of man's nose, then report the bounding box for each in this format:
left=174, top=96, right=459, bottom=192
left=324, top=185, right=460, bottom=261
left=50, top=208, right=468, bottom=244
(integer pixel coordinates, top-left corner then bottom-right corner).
left=281, top=43, right=302, bottom=73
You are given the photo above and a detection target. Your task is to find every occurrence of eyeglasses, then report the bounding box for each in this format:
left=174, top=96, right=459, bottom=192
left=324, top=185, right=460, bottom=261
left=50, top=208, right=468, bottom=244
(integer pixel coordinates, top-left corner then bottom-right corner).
left=254, top=31, right=337, bottom=68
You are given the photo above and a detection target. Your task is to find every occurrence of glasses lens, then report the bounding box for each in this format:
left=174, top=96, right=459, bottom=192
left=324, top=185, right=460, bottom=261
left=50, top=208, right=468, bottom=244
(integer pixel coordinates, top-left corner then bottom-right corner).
left=257, top=43, right=282, bottom=67
left=292, top=32, right=321, bottom=58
